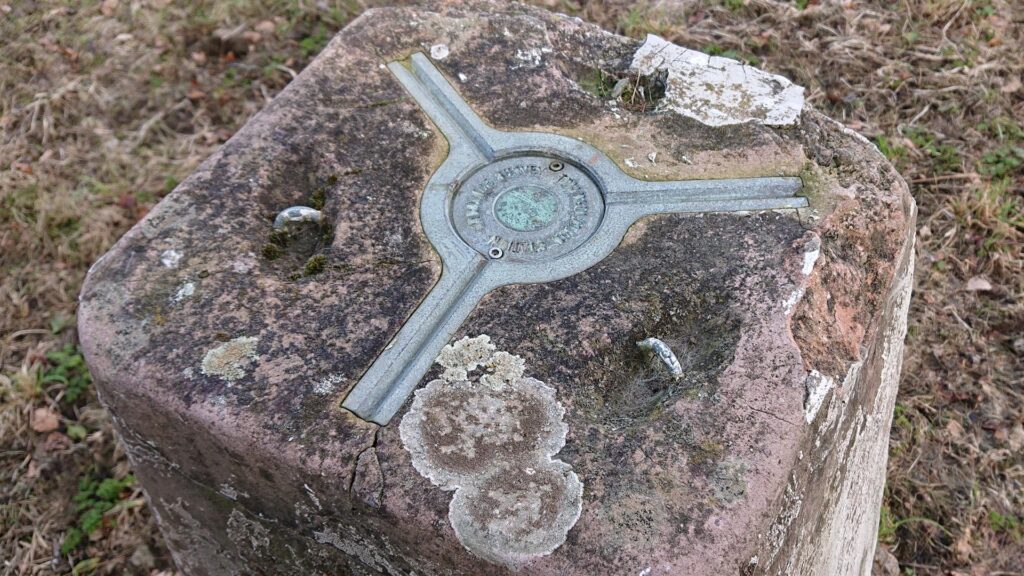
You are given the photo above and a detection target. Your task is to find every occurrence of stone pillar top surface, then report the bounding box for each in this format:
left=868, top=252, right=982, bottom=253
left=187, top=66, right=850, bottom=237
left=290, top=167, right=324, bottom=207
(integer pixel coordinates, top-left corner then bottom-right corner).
left=79, top=2, right=915, bottom=574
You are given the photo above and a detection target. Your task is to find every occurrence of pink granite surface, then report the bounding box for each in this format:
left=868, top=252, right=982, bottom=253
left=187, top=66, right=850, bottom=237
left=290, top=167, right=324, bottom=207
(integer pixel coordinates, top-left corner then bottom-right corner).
left=78, top=2, right=914, bottom=574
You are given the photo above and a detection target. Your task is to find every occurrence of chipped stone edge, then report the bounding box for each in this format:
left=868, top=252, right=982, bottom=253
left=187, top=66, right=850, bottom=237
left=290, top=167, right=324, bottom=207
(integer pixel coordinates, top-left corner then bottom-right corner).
left=631, top=34, right=805, bottom=127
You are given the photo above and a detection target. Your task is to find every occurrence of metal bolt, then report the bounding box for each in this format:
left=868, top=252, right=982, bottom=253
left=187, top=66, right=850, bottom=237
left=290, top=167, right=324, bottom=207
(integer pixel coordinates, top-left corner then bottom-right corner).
left=488, top=247, right=504, bottom=259
left=636, top=337, right=683, bottom=379
left=273, top=206, right=322, bottom=230
left=548, top=160, right=564, bottom=172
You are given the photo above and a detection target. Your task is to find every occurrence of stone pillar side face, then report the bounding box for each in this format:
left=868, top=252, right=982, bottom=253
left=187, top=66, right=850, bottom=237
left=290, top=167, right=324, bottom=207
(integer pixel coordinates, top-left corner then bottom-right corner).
left=77, top=2, right=915, bottom=574
left=759, top=240, right=915, bottom=576
left=754, top=118, right=917, bottom=574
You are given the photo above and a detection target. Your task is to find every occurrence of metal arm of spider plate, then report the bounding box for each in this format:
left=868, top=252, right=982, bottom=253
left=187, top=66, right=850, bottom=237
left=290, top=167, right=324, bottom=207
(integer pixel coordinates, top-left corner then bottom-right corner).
left=341, top=52, right=806, bottom=425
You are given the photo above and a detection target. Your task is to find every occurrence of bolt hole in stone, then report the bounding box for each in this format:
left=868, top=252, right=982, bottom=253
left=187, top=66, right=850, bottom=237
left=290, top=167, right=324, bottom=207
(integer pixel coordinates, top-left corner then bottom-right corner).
left=599, top=306, right=742, bottom=423
left=488, top=246, right=504, bottom=259
left=577, top=64, right=668, bottom=112
left=261, top=207, right=334, bottom=279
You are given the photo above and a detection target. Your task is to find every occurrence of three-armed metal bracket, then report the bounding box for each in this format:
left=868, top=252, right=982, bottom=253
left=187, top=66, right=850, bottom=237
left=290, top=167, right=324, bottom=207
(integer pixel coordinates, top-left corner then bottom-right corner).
left=340, top=53, right=807, bottom=424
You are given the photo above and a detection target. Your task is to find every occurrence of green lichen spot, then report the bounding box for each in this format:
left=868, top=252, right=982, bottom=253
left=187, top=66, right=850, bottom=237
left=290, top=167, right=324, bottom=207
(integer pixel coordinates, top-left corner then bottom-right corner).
left=494, top=185, right=558, bottom=232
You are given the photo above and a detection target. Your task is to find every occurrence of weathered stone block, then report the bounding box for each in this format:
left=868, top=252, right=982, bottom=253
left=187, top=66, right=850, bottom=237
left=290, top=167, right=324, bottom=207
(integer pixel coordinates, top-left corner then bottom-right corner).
left=79, top=2, right=914, bottom=574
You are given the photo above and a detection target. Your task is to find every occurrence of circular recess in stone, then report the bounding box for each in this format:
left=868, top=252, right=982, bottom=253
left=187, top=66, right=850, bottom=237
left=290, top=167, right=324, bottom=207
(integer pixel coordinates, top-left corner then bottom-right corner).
left=451, top=154, right=604, bottom=263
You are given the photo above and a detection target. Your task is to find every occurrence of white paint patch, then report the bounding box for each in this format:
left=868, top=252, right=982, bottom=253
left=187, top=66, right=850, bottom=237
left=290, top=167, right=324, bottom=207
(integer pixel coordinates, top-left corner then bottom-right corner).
left=173, top=281, right=195, bottom=302
left=804, top=370, right=835, bottom=424
left=802, top=247, right=820, bottom=276
left=160, top=249, right=182, bottom=268
left=429, top=43, right=449, bottom=60
left=631, top=34, right=805, bottom=127
left=784, top=237, right=822, bottom=314
left=782, top=288, right=804, bottom=315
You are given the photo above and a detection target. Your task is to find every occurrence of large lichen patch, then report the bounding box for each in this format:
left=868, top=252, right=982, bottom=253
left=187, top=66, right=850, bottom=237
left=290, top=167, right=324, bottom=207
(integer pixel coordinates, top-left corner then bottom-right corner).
left=400, top=335, right=582, bottom=567
left=200, top=336, right=258, bottom=383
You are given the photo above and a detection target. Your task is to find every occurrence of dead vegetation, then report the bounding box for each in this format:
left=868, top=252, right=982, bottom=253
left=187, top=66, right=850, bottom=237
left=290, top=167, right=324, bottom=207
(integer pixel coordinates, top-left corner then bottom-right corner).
left=1, top=0, right=1021, bottom=574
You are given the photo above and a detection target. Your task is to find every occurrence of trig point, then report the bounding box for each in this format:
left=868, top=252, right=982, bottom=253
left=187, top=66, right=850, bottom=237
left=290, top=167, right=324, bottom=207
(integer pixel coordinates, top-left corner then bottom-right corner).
left=79, top=2, right=914, bottom=574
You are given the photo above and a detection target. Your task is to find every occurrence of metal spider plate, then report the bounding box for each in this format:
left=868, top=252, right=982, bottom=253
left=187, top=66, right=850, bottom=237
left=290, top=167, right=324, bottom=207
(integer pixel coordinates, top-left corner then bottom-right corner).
left=339, top=53, right=807, bottom=424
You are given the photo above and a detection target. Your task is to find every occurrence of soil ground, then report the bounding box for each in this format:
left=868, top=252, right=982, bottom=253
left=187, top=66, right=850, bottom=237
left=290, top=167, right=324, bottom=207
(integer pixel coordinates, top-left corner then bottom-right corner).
left=1, top=1, right=1021, bottom=574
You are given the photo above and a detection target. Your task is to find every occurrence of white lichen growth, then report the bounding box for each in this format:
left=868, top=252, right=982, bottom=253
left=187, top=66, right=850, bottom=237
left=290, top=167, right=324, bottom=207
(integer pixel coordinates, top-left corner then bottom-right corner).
left=312, top=374, right=344, bottom=396
left=400, top=335, right=582, bottom=567
left=160, top=249, right=183, bottom=268
left=429, top=43, right=449, bottom=60
left=436, top=335, right=495, bottom=373
left=481, top=351, right=525, bottom=389
left=201, top=336, right=258, bottom=383
left=226, top=509, right=269, bottom=552
left=172, top=281, right=195, bottom=302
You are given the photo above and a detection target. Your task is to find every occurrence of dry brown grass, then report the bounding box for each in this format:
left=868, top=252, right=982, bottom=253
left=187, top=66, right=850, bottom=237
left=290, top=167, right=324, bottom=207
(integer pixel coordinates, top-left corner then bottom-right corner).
left=2, top=0, right=1022, bottom=574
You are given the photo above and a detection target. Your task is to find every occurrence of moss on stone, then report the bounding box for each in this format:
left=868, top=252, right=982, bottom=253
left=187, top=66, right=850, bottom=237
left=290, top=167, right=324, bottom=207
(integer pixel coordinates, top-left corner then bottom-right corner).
left=261, top=243, right=283, bottom=260
left=303, top=254, right=327, bottom=276
left=267, top=229, right=290, bottom=247
left=797, top=161, right=830, bottom=211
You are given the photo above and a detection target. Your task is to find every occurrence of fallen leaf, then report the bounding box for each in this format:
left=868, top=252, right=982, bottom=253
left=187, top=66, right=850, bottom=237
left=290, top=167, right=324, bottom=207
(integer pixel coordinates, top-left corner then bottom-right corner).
left=1008, top=424, right=1024, bottom=452
left=30, top=407, right=60, bottom=433
left=946, top=418, right=964, bottom=438
left=42, top=431, right=71, bottom=452
left=966, top=276, right=992, bottom=292
left=1001, top=76, right=1022, bottom=94
left=100, top=0, right=118, bottom=16
left=191, top=51, right=207, bottom=65
left=873, top=544, right=900, bottom=576
left=254, top=20, right=276, bottom=35
left=954, top=528, right=973, bottom=562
